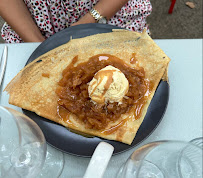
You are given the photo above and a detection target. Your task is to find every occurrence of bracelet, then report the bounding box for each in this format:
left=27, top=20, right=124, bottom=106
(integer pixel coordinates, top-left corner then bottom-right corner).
left=89, top=8, right=107, bottom=24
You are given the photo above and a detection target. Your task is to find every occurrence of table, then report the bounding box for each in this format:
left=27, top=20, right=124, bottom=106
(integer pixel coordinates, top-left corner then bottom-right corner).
left=0, top=39, right=202, bottom=177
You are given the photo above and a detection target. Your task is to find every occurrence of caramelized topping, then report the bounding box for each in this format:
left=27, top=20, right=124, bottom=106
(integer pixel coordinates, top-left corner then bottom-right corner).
left=89, top=69, right=116, bottom=103
left=101, top=118, right=127, bottom=135
left=56, top=54, right=150, bottom=130
left=42, top=73, right=50, bottom=78
left=130, top=53, right=138, bottom=64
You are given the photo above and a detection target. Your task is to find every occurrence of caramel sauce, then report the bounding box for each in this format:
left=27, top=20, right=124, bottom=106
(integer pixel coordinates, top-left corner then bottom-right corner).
left=130, top=53, right=137, bottom=64
left=95, top=70, right=115, bottom=91
left=144, top=79, right=152, bottom=97
left=42, top=73, right=50, bottom=78
left=101, top=100, right=146, bottom=135
left=134, top=101, right=146, bottom=120
left=90, top=69, right=116, bottom=103
left=99, top=56, right=109, bottom=61
left=91, top=81, right=97, bottom=86
left=57, top=105, right=74, bottom=126
left=101, top=118, right=127, bottom=135
left=56, top=54, right=152, bottom=130
left=62, top=55, right=78, bottom=76
left=57, top=105, right=93, bottom=137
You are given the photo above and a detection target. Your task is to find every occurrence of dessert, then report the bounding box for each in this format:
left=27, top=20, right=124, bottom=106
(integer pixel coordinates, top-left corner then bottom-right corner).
left=5, top=30, right=170, bottom=144
left=56, top=54, right=148, bottom=130
left=88, top=65, right=129, bottom=104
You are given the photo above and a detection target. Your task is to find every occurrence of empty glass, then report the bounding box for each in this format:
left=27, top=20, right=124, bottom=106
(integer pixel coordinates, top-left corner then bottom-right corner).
left=117, top=138, right=203, bottom=178
left=0, top=106, right=64, bottom=178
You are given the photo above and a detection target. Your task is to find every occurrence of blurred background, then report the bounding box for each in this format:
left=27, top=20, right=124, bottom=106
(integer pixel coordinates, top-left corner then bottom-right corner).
left=0, top=0, right=202, bottom=43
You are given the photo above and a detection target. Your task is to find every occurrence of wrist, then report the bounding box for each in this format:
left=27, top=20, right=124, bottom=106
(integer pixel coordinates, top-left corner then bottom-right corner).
left=89, top=8, right=108, bottom=24
left=22, top=33, right=45, bottom=42
left=72, top=12, right=96, bottom=26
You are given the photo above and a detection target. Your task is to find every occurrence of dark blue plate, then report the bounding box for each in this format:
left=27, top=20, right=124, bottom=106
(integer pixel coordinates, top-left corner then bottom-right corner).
left=23, top=23, right=169, bottom=157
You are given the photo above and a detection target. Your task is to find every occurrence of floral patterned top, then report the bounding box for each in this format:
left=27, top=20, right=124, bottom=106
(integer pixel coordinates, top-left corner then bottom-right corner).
left=1, top=0, right=152, bottom=43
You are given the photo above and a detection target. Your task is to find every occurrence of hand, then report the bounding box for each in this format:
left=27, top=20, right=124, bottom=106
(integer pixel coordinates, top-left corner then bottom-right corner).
left=71, top=12, right=96, bottom=27
left=70, top=0, right=129, bottom=27
left=70, top=22, right=81, bottom=27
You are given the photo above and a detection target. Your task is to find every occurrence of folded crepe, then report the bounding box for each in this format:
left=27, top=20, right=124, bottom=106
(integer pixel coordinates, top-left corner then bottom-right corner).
left=5, top=30, right=170, bottom=145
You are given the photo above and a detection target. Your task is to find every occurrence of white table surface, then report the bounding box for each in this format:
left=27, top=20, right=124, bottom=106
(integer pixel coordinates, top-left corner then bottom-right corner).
left=0, top=39, right=202, bottom=178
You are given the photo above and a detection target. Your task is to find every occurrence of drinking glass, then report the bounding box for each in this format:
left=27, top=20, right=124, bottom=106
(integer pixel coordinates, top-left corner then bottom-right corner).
left=0, top=106, right=64, bottom=178
left=117, top=138, right=203, bottom=178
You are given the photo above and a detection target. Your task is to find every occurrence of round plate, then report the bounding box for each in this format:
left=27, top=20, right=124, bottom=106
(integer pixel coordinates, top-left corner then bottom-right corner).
left=23, top=24, right=169, bottom=157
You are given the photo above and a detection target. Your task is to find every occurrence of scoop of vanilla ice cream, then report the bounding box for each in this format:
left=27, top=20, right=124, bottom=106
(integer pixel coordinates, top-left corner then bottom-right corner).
left=88, top=65, right=129, bottom=104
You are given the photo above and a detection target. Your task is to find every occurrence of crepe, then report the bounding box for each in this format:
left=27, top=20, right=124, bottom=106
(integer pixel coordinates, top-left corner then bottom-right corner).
left=5, top=30, right=170, bottom=145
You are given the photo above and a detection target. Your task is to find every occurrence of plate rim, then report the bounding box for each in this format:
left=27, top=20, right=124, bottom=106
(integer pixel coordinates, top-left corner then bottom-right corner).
left=23, top=23, right=170, bottom=157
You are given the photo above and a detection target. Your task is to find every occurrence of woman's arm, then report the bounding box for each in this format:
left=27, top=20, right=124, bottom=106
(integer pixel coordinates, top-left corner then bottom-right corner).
left=0, top=0, right=45, bottom=42
left=72, top=0, right=129, bottom=26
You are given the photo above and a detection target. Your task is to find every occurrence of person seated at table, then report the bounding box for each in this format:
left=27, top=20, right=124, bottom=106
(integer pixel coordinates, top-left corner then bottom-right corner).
left=0, top=0, right=152, bottom=43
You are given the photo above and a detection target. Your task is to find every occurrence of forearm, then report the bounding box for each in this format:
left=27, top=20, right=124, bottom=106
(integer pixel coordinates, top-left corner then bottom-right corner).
left=0, top=0, right=45, bottom=42
left=94, top=0, right=129, bottom=20
left=73, top=0, right=129, bottom=25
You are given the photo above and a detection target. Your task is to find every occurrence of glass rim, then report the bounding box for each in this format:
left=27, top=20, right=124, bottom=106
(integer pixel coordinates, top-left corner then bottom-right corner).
left=0, top=105, right=22, bottom=145
left=130, top=139, right=202, bottom=178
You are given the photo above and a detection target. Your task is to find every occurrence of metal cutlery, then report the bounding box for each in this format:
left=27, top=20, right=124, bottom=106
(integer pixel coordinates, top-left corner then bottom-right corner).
left=0, top=46, right=8, bottom=87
